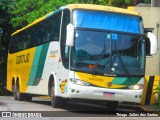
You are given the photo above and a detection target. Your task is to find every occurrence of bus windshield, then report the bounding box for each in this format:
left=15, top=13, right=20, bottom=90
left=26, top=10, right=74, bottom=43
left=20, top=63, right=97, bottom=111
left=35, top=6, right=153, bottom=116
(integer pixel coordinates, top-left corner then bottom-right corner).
left=71, top=30, right=145, bottom=76
left=71, top=9, right=145, bottom=76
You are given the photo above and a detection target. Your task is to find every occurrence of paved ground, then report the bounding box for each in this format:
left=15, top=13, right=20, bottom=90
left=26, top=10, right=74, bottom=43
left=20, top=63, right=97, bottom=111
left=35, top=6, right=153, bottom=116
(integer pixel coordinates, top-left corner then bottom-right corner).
left=0, top=96, right=159, bottom=120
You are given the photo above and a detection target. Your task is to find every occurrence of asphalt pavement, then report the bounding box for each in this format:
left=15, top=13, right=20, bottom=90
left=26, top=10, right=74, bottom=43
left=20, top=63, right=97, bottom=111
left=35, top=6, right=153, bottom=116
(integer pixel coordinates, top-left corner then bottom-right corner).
left=0, top=96, right=159, bottom=120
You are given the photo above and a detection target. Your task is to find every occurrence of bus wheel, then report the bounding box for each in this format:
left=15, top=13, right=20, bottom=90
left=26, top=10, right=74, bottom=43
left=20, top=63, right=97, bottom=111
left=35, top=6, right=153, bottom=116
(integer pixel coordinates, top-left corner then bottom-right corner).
left=106, top=101, right=118, bottom=110
left=12, top=84, right=17, bottom=100
left=50, top=85, right=62, bottom=108
left=24, top=94, right=32, bottom=101
left=16, top=83, right=24, bottom=101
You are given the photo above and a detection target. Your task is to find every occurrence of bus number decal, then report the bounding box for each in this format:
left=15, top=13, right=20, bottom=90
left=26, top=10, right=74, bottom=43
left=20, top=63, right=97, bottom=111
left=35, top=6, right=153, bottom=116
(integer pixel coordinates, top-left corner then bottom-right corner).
left=16, top=53, right=30, bottom=64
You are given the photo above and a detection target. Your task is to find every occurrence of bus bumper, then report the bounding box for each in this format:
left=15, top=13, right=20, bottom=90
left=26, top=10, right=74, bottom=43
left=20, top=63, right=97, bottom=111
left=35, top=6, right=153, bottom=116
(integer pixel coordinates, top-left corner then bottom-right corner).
left=68, top=83, right=143, bottom=103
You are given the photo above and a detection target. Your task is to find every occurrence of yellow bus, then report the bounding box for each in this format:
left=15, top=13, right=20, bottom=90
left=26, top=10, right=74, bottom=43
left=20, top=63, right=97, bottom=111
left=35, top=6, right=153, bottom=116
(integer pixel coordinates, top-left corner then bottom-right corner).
left=7, top=4, right=157, bottom=109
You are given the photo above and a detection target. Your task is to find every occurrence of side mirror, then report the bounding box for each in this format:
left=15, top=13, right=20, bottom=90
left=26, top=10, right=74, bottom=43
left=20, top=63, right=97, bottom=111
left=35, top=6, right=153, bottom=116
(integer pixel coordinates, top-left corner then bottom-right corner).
left=147, top=32, right=157, bottom=55
left=66, top=23, right=74, bottom=46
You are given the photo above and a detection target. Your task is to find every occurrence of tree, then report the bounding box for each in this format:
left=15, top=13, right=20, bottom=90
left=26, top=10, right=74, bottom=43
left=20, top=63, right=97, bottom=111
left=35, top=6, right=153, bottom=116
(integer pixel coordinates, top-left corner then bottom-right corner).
left=0, top=0, right=15, bottom=50
left=11, top=0, right=151, bottom=28
left=11, top=0, right=131, bottom=28
left=11, top=0, right=76, bottom=28
left=0, top=0, right=15, bottom=95
left=77, top=0, right=151, bottom=7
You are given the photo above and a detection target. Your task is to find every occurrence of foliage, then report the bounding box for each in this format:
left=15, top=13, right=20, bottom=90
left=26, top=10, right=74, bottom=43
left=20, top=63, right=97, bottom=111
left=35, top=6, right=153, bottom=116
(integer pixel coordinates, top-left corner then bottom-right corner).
left=10, top=0, right=151, bottom=28
left=77, top=0, right=150, bottom=7
left=0, top=0, right=15, bottom=49
left=11, top=0, right=76, bottom=28
left=0, top=0, right=15, bottom=24
left=154, top=84, right=160, bottom=111
left=0, top=0, right=15, bottom=95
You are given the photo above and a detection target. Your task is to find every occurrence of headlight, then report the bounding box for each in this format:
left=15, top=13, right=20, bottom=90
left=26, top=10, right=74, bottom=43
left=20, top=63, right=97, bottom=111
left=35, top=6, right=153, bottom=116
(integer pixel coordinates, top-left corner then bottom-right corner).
left=70, top=78, right=90, bottom=86
left=128, top=84, right=143, bottom=90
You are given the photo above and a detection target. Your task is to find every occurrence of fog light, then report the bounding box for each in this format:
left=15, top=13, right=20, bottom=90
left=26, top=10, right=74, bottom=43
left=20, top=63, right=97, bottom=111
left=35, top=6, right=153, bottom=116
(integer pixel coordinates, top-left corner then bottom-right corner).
left=71, top=89, right=75, bottom=93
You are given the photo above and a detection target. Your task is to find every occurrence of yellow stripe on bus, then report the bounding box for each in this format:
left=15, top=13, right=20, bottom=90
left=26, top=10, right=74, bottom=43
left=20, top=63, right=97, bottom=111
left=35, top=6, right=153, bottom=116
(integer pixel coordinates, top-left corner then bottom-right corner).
left=67, top=4, right=140, bottom=16
left=7, top=47, right=36, bottom=93
left=76, top=72, right=126, bottom=88
left=12, top=16, right=46, bottom=36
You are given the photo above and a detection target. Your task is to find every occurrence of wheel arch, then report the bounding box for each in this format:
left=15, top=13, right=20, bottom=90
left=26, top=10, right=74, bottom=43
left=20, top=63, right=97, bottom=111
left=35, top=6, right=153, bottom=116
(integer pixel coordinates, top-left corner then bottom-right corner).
left=15, top=75, right=22, bottom=92
left=11, top=77, right=16, bottom=92
left=12, top=77, right=15, bottom=87
left=48, top=72, right=58, bottom=96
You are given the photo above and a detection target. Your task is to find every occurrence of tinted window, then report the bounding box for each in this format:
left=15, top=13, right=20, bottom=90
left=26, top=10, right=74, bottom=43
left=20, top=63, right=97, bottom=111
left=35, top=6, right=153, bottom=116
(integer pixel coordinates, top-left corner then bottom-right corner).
left=9, top=11, right=62, bottom=53
left=60, top=9, right=70, bottom=68
left=48, top=13, right=61, bottom=41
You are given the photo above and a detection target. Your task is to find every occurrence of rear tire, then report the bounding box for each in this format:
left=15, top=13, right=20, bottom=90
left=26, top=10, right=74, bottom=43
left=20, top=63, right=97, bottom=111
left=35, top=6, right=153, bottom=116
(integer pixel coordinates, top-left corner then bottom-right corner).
left=12, top=84, right=17, bottom=100
left=16, top=82, right=24, bottom=101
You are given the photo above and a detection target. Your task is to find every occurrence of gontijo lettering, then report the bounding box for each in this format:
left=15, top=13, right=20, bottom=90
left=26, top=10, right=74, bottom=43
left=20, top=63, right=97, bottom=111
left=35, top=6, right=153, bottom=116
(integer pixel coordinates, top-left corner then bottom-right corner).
left=16, top=53, right=30, bottom=64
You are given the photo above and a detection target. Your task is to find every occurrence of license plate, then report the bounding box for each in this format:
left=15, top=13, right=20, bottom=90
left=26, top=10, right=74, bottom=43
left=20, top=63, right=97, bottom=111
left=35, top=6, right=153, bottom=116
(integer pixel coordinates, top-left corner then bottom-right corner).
left=103, top=92, right=115, bottom=97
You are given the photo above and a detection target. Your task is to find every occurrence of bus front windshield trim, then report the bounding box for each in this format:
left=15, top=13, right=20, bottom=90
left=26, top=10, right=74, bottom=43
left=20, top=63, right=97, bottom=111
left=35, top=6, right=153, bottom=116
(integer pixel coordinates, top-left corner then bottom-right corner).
left=71, top=29, right=145, bottom=76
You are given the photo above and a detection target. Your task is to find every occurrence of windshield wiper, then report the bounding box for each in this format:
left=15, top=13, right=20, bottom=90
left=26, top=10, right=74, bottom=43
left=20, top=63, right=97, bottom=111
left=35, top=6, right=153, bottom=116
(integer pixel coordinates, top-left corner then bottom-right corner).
left=92, top=39, right=107, bottom=74
left=114, top=50, right=130, bottom=76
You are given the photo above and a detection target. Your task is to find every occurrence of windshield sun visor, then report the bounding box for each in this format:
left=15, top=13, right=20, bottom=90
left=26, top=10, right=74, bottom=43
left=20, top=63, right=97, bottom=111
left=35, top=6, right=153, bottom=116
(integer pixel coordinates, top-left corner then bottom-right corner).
left=73, top=10, right=144, bottom=34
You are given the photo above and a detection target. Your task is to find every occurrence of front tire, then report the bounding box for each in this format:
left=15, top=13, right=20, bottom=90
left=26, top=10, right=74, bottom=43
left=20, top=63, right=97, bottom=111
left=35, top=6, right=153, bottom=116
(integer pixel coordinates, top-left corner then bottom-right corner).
left=24, top=94, right=32, bottom=101
left=50, top=85, right=63, bottom=108
left=106, top=101, right=118, bottom=110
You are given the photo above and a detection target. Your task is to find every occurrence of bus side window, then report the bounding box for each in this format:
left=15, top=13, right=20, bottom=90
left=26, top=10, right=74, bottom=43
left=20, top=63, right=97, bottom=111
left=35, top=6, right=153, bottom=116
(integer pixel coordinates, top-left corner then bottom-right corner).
left=29, top=28, right=35, bottom=47
left=18, top=34, right=23, bottom=51
left=40, top=27, right=46, bottom=43
left=21, top=32, right=27, bottom=49
left=14, top=36, right=19, bottom=52
left=61, top=9, right=70, bottom=68
left=10, top=35, right=19, bottom=53
left=27, top=34, right=31, bottom=48
left=47, top=32, right=51, bottom=42
left=9, top=37, right=14, bottom=53
left=49, top=12, right=61, bottom=41
left=34, top=31, right=39, bottom=46
left=48, top=19, right=54, bottom=41
left=37, top=25, right=42, bottom=45
left=43, top=19, right=50, bottom=42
